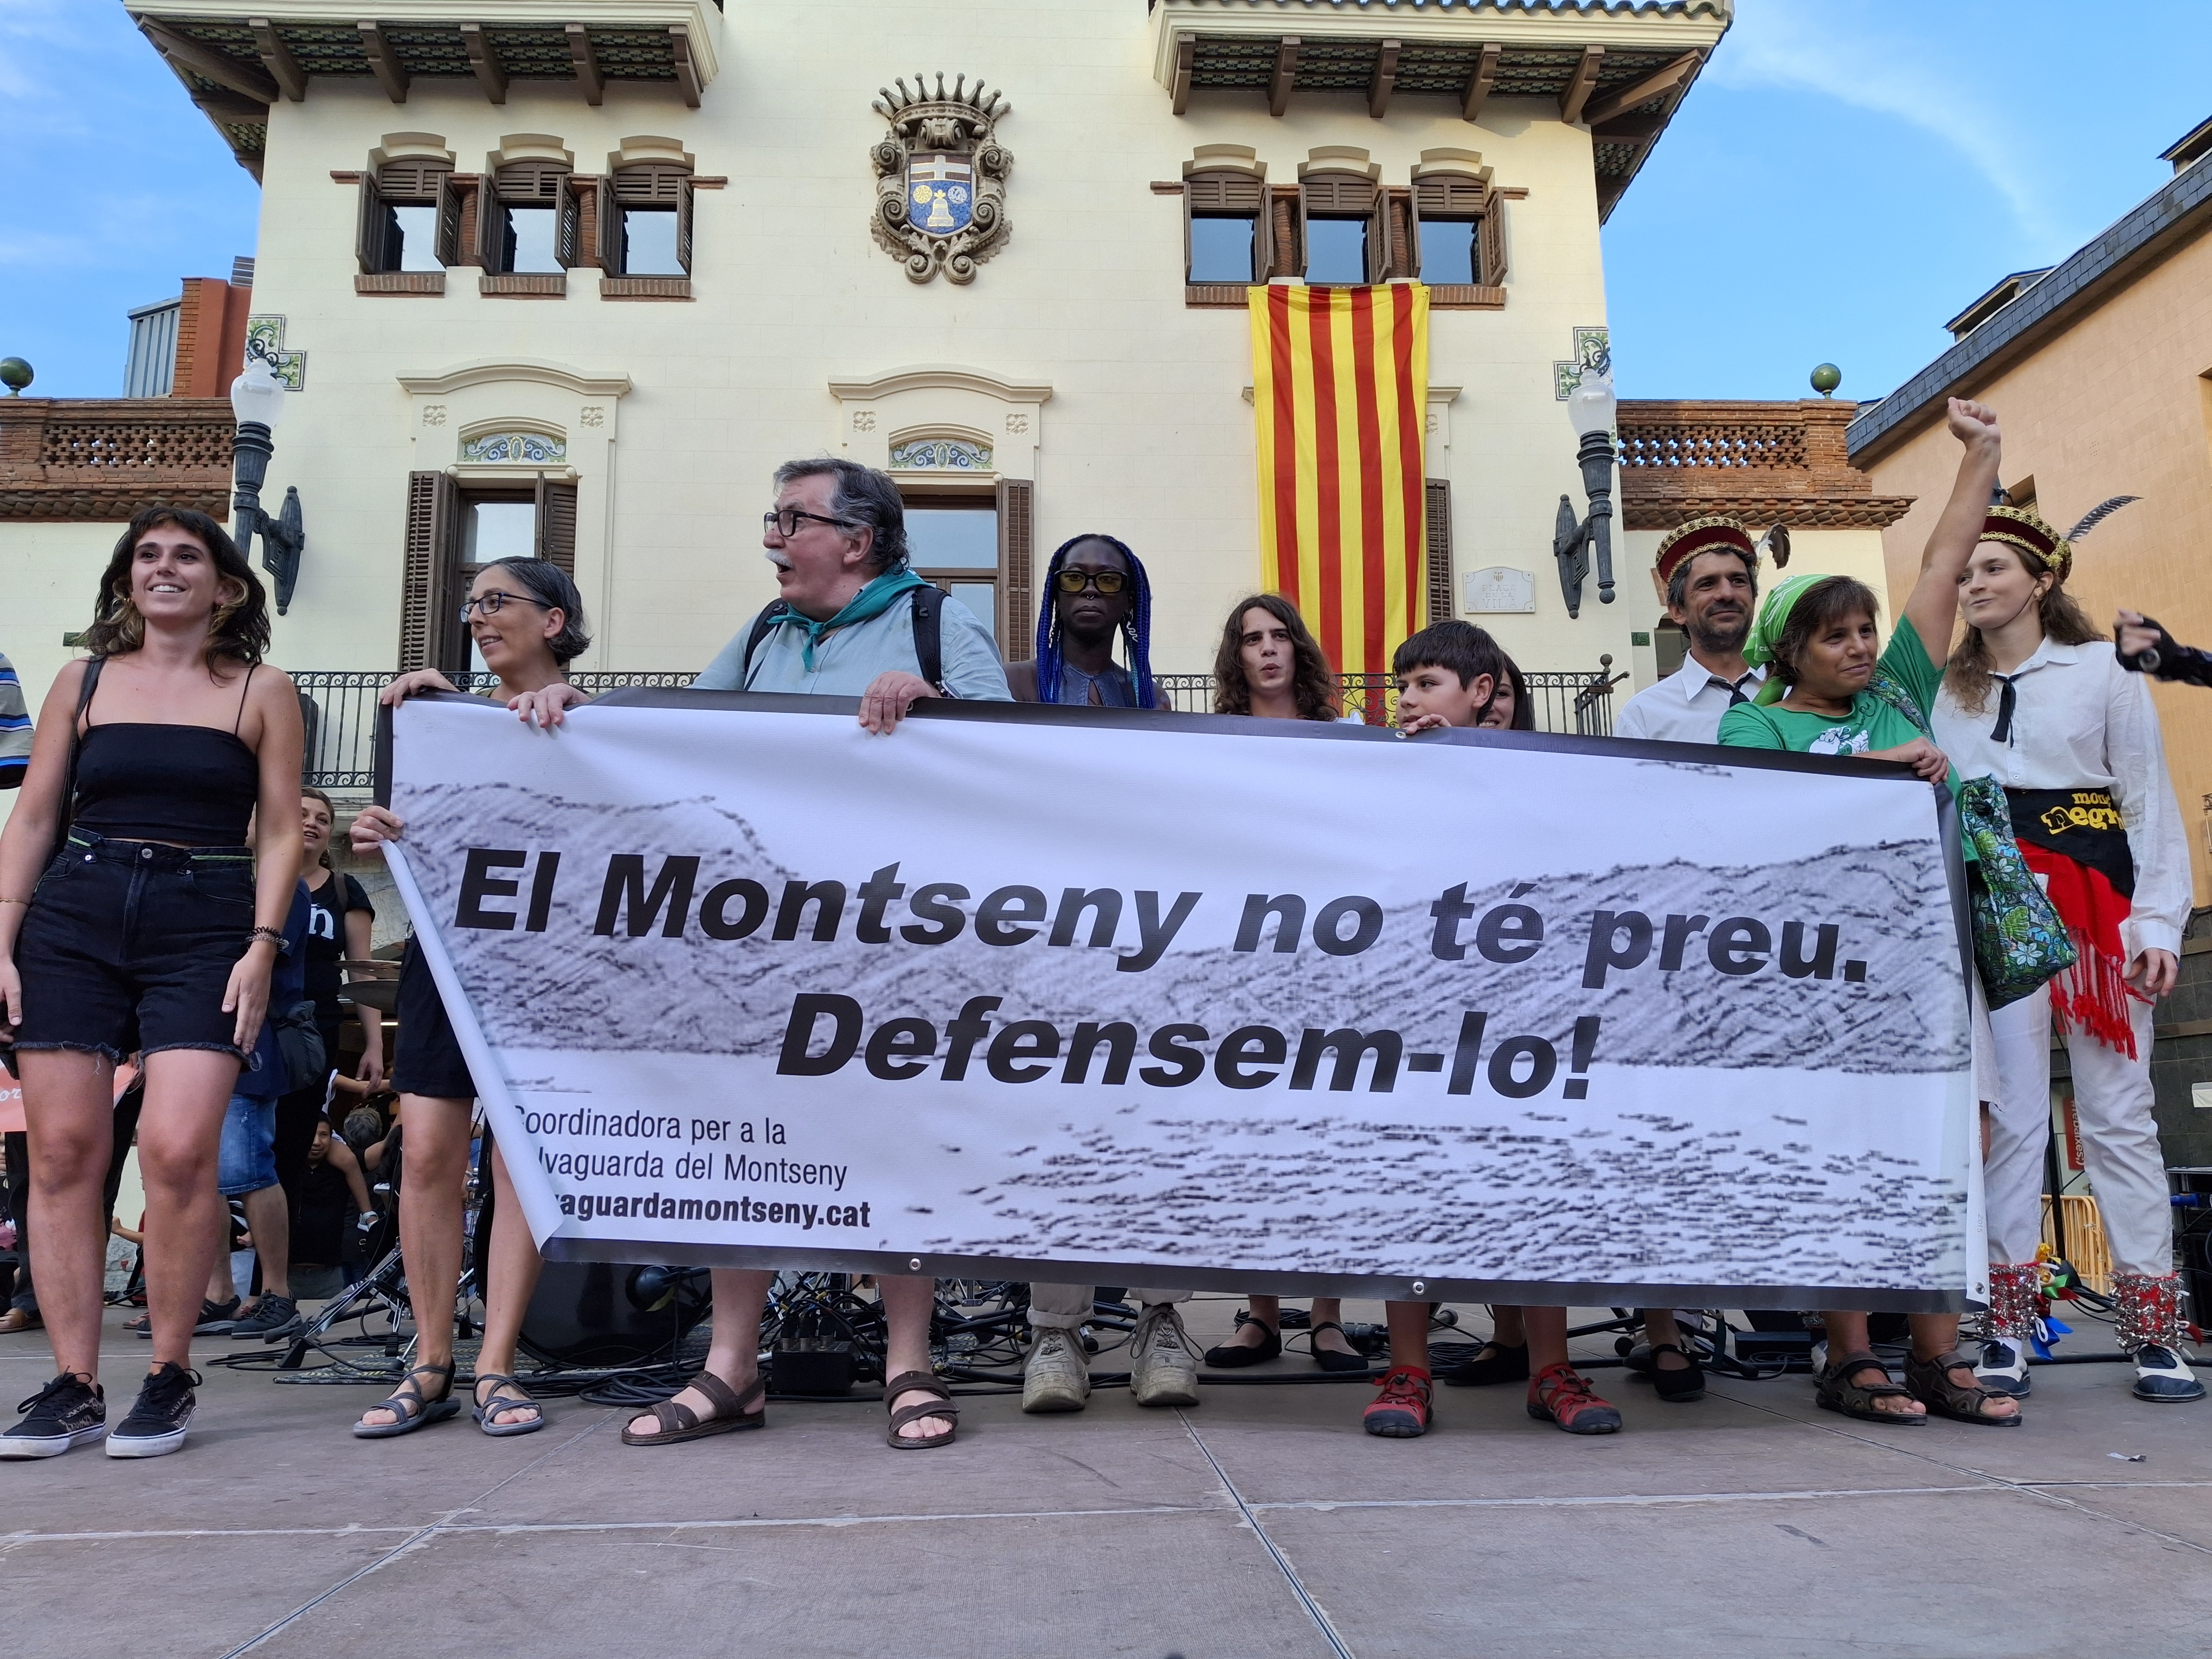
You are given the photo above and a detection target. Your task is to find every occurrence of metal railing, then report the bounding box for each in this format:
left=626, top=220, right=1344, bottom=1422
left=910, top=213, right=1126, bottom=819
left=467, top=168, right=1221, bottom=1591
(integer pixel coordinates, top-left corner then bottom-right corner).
left=294, top=664, right=1621, bottom=790
left=1151, top=669, right=1618, bottom=735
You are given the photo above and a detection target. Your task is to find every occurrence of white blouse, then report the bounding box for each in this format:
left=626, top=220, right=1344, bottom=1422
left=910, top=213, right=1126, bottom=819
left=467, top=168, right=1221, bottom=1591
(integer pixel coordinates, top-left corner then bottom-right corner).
left=1931, top=637, right=2190, bottom=959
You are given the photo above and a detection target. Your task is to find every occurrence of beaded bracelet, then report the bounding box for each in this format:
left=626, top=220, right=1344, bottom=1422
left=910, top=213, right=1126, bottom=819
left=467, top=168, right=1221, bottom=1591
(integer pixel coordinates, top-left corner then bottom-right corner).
left=246, top=925, right=288, bottom=953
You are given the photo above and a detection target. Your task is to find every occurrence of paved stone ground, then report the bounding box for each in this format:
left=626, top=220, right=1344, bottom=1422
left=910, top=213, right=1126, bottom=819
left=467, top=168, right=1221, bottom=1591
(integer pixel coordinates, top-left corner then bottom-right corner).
left=2, top=1294, right=2208, bottom=1658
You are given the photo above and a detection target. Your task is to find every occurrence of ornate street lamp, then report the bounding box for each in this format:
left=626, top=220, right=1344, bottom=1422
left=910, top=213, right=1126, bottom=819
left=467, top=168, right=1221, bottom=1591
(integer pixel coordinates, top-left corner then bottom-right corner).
left=229, top=360, right=306, bottom=615
left=1551, top=371, right=1617, bottom=619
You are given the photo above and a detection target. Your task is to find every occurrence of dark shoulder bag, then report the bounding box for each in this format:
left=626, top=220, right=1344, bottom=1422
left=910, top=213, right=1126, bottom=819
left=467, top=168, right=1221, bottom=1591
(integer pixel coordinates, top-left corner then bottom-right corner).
left=739, top=588, right=949, bottom=692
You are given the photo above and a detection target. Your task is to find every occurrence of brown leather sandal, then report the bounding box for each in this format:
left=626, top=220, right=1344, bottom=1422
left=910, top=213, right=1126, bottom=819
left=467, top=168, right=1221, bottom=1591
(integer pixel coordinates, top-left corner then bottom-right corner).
left=1814, top=1351, right=1925, bottom=1425
left=1904, top=1349, right=2022, bottom=1426
left=884, top=1369, right=959, bottom=1449
left=620, top=1369, right=766, bottom=1446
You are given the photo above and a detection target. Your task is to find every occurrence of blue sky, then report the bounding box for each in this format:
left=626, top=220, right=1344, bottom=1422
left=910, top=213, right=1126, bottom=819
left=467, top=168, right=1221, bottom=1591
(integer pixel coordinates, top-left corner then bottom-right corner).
left=2, top=1, right=2207, bottom=403
left=1604, top=0, right=2212, bottom=401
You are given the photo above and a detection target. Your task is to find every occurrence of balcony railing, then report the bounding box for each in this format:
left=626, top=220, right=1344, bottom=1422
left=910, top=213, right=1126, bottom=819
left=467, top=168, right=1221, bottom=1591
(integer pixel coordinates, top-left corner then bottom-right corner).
left=295, top=665, right=1621, bottom=790
left=0, top=397, right=234, bottom=522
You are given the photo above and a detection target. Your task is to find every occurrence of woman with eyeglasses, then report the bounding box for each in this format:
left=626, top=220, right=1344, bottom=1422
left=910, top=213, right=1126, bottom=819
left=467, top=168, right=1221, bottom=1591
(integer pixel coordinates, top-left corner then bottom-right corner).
left=343, top=556, right=589, bottom=1441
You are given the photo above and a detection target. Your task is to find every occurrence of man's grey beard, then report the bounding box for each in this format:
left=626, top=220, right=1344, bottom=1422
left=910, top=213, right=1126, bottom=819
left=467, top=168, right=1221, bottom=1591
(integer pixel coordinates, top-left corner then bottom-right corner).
left=1687, top=615, right=1751, bottom=657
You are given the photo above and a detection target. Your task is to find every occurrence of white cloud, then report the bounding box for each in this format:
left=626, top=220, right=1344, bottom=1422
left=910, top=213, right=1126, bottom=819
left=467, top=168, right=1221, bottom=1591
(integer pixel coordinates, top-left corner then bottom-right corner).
left=1707, top=0, right=2061, bottom=245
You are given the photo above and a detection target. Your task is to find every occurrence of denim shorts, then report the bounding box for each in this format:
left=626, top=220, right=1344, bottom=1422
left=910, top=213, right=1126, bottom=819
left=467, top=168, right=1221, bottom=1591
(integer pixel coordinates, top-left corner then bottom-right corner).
left=13, top=831, right=255, bottom=1063
left=217, top=1091, right=279, bottom=1196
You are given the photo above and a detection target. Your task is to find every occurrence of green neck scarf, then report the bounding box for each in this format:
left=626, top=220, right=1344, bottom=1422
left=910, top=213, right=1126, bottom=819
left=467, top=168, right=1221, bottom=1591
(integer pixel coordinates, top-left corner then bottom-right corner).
left=1742, top=572, right=1831, bottom=706
left=774, top=568, right=929, bottom=670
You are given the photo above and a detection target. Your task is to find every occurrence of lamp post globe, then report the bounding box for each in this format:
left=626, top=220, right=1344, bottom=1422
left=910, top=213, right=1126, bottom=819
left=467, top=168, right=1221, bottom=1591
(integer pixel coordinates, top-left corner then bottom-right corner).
left=228, top=359, right=306, bottom=615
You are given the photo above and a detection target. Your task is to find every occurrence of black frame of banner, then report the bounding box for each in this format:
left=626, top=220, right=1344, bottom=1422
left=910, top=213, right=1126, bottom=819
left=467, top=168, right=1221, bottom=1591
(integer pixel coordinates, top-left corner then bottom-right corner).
left=375, top=689, right=1978, bottom=1313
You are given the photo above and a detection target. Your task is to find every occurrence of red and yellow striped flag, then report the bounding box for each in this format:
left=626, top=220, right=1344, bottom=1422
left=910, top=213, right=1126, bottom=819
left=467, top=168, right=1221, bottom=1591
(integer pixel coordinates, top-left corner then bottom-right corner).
left=1249, top=282, right=1430, bottom=675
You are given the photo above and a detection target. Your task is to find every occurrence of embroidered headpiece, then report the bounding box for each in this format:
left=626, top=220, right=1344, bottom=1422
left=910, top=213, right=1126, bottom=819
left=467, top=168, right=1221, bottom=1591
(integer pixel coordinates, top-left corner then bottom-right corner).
left=1654, top=515, right=1758, bottom=586
left=1980, top=505, right=2072, bottom=584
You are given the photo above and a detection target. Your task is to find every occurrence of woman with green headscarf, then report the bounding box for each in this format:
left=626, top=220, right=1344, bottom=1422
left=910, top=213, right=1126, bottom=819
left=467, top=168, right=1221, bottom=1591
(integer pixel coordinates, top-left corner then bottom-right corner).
left=1718, top=397, right=2021, bottom=1432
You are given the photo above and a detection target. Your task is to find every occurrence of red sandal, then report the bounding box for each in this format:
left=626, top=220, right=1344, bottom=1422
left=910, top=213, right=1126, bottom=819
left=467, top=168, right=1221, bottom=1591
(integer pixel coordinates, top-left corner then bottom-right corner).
left=1362, top=1366, right=1432, bottom=1437
left=1527, top=1362, right=1622, bottom=1435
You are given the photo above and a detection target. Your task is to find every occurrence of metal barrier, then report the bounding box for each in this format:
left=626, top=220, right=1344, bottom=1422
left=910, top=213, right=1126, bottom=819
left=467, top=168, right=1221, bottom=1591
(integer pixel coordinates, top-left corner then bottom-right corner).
left=294, top=663, right=1622, bottom=790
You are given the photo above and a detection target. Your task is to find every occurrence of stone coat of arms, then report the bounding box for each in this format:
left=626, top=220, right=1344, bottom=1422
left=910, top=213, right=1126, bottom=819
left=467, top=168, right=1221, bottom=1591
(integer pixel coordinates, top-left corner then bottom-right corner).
left=871, top=73, right=1011, bottom=285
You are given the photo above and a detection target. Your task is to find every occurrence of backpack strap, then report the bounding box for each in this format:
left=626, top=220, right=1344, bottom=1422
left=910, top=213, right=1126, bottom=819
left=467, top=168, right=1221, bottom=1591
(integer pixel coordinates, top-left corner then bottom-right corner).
left=737, top=601, right=792, bottom=688
left=909, top=583, right=946, bottom=693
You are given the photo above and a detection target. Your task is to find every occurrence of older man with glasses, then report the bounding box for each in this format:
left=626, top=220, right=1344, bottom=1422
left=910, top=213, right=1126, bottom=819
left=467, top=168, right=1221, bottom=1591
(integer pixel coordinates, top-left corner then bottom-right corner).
left=615, top=457, right=1011, bottom=1451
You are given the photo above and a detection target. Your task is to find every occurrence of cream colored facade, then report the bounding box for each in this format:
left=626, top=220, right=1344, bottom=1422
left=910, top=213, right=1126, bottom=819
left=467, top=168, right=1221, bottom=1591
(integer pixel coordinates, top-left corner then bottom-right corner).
left=0, top=0, right=1732, bottom=729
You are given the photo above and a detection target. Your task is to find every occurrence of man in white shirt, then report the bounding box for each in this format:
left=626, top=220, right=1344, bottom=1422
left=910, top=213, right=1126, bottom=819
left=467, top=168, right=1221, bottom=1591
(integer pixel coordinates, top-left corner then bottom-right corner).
left=1614, top=516, right=1764, bottom=745
left=1603, top=516, right=1764, bottom=1401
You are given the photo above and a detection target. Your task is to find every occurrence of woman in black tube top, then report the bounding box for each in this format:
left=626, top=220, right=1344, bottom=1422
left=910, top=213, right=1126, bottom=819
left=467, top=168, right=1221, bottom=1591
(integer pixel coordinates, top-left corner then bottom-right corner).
left=0, top=503, right=303, bottom=1461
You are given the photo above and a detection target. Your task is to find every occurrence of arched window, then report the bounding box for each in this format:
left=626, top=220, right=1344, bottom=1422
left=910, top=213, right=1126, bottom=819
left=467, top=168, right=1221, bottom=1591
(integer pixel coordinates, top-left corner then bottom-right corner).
left=479, top=159, right=571, bottom=275
left=599, top=161, right=693, bottom=280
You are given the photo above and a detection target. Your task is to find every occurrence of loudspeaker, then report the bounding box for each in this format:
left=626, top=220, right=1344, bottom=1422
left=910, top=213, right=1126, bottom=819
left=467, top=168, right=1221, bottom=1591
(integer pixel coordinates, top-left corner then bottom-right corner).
left=516, top=1261, right=710, bottom=1369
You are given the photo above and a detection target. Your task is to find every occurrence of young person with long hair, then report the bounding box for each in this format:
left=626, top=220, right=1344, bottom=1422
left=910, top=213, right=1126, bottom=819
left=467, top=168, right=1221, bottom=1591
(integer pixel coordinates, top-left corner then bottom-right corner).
left=1007, top=533, right=1158, bottom=708
left=1937, top=518, right=2199, bottom=1403
left=346, top=557, right=590, bottom=1439
left=1008, top=535, right=1199, bottom=1413
left=1719, top=400, right=2021, bottom=1429
left=1200, top=595, right=1371, bottom=1379
left=1212, top=594, right=1341, bottom=722
left=0, top=504, right=303, bottom=1458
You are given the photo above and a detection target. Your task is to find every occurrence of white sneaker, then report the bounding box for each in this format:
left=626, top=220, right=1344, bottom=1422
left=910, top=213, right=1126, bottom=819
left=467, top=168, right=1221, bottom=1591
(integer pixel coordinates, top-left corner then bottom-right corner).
left=1022, top=1326, right=1091, bottom=1414
left=1973, top=1336, right=2031, bottom=1398
left=2131, top=1345, right=2207, bottom=1403
left=1129, top=1303, right=1200, bottom=1408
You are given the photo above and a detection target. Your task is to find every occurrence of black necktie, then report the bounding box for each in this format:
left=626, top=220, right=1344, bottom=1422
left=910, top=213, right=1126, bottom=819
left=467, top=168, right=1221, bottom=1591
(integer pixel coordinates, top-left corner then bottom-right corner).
left=1708, top=675, right=1752, bottom=707
left=1990, top=673, right=2023, bottom=744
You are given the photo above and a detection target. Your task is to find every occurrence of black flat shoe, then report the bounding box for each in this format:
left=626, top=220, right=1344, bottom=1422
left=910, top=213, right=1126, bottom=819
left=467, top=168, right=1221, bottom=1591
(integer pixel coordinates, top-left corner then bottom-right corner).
left=1308, top=1320, right=1371, bottom=1373
left=1648, top=1342, right=1706, bottom=1403
left=1204, top=1313, right=1281, bottom=1368
left=1443, top=1340, right=1529, bottom=1387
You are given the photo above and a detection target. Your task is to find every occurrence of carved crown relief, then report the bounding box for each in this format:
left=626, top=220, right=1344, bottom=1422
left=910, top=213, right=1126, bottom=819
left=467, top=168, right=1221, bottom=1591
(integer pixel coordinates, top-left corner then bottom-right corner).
left=871, top=73, right=1012, bottom=286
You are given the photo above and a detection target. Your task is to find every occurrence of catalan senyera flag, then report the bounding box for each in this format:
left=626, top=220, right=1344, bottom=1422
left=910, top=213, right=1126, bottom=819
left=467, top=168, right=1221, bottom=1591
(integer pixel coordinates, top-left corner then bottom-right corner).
left=1249, top=282, right=1430, bottom=675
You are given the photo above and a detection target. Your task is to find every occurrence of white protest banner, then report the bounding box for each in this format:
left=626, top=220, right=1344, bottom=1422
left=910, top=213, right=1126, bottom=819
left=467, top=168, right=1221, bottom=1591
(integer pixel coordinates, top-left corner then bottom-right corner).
left=383, top=691, right=1979, bottom=1310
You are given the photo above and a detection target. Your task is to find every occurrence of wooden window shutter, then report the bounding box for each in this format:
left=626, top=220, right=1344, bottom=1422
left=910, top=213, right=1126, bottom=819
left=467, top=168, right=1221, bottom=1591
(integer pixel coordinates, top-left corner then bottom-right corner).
left=1479, top=197, right=1507, bottom=284
left=1424, top=479, right=1453, bottom=628
left=399, top=470, right=460, bottom=671
left=556, top=175, right=586, bottom=268
left=996, top=478, right=1034, bottom=663
left=676, top=173, right=694, bottom=275
left=435, top=172, right=465, bottom=267
left=356, top=174, right=387, bottom=274
left=1365, top=187, right=1394, bottom=284
left=474, top=175, right=503, bottom=269
left=1268, top=186, right=1300, bottom=278
left=534, top=474, right=578, bottom=574
left=595, top=177, right=622, bottom=274
left=1386, top=188, right=1417, bottom=280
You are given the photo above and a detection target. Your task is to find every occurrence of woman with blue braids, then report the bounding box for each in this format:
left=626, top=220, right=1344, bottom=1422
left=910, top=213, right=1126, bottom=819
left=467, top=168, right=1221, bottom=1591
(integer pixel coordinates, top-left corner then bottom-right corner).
left=1006, top=534, right=1158, bottom=708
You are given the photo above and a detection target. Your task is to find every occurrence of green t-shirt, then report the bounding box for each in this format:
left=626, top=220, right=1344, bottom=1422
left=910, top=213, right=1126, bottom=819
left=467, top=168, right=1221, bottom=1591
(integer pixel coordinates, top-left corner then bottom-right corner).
left=1717, top=618, right=1969, bottom=843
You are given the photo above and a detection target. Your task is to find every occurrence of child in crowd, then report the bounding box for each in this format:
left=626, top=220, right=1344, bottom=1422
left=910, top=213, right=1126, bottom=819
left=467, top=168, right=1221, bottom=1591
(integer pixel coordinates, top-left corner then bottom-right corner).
left=1365, top=621, right=1623, bottom=1438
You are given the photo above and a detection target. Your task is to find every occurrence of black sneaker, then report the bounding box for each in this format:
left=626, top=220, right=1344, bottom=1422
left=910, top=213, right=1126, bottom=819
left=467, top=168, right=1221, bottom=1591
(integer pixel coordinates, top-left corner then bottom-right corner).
left=106, top=1363, right=200, bottom=1458
left=0, top=1373, right=106, bottom=1459
left=192, top=1297, right=242, bottom=1336
left=230, top=1293, right=301, bottom=1342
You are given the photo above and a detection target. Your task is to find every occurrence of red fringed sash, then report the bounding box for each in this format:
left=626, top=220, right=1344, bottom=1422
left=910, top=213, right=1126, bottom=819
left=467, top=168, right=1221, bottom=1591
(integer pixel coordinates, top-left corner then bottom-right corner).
left=2016, top=840, right=2145, bottom=1056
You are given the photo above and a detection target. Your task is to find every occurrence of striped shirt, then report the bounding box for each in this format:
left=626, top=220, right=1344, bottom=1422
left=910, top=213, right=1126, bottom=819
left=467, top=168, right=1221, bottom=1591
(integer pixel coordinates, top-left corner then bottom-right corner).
left=0, top=652, right=30, bottom=790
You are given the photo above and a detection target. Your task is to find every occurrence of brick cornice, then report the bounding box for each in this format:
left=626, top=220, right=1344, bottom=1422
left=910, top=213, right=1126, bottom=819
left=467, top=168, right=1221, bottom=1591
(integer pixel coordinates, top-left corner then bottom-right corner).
left=0, top=397, right=234, bottom=523
left=1617, top=397, right=1911, bottom=532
